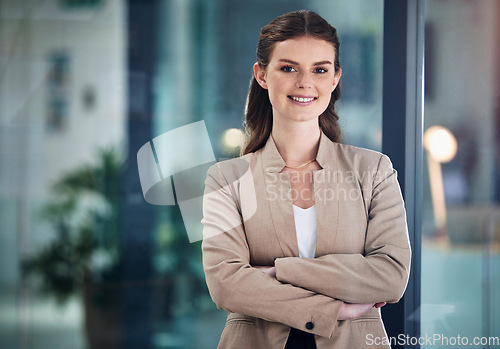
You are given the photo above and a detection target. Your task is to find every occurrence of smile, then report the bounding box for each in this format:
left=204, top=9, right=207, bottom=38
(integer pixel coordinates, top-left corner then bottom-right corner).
left=288, top=96, right=317, bottom=103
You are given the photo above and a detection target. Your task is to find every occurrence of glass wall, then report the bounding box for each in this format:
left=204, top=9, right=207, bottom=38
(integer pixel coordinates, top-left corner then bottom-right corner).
left=151, top=0, right=384, bottom=348
left=151, top=0, right=385, bottom=348
left=421, top=0, right=500, bottom=347
left=0, top=0, right=126, bottom=348
left=153, top=0, right=385, bottom=152
left=0, top=0, right=384, bottom=348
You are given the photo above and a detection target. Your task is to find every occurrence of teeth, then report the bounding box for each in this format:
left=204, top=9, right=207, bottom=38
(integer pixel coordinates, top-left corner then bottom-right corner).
left=291, top=96, right=315, bottom=102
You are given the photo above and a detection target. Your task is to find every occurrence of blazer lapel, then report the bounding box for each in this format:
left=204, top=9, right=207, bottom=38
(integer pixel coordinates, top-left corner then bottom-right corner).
left=259, top=131, right=339, bottom=258
left=260, top=135, right=298, bottom=257
left=313, top=132, right=340, bottom=257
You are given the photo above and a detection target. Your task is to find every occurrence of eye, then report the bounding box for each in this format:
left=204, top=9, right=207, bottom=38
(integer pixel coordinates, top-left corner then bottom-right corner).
left=314, top=67, right=328, bottom=74
left=281, top=65, right=296, bottom=73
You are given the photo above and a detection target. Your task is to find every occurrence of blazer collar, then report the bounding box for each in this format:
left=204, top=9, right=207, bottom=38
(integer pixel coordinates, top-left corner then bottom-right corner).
left=261, top=129, right=335, bottom=172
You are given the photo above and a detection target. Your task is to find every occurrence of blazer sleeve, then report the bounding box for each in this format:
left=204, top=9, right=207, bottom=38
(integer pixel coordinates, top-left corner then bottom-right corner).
left=274, top=154, right=411, bottom=304
left=201, top=162, right=344, bottom=338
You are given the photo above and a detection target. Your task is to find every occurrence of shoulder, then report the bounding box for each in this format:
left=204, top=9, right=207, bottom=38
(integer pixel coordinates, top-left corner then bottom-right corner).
left=334, top=143, right=392, bottom=168
left=206, top=153, right=254, bottom=184
left=330, top=143, right=396, bottom=184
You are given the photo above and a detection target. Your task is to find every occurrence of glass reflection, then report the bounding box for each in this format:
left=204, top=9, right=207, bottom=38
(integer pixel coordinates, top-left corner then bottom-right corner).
left=422, top=0, right=500, bottom=346
left=0, top=0, right=384, bottom=348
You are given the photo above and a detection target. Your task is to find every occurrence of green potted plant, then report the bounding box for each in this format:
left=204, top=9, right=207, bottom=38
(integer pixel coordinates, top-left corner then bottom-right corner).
left=22, top=147, right=124, bottom=349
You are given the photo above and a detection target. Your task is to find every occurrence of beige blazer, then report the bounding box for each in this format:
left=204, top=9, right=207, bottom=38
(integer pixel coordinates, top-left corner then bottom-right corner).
left=201, top=130, right=411, bottom=349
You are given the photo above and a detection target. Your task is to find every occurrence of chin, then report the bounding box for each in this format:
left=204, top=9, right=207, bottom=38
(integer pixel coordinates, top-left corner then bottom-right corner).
left=290, top=115, right=320, bottom=123
left=290, top=109, right=326, bottom=121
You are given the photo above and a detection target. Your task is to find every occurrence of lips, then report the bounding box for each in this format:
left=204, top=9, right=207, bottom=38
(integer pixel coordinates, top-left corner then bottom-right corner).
left=288, top=95, right=317, bottom=103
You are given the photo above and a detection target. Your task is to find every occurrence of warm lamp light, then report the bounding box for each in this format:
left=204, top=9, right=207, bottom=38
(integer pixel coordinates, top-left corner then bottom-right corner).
left=423, top=126, right=457, bottom=163
left=423, top=125, right=458, bottom=244
left=222, top=128, right=244, bottom=149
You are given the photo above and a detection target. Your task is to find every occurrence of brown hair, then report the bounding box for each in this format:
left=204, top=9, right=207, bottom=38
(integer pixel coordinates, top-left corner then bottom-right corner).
left=241, top=10, right=342, bottom=155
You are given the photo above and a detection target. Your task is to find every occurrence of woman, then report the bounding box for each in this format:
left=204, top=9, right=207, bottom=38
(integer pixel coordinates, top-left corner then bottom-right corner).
left=201, top=10, right=411, bottom=349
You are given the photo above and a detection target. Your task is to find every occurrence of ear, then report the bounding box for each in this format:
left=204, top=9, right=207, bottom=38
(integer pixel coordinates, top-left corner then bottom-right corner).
left=332, top=68, right=342, bottom=92
left=253, top=62, right=268, bottom=89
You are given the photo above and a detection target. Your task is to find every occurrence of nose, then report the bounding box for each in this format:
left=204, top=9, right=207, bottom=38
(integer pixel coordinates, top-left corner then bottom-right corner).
left=296, top=72, right=314, bottom=88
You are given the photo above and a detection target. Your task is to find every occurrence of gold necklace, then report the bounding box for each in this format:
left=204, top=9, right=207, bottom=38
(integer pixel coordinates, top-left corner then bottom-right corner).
left=284, top=158, right=316, bottom=169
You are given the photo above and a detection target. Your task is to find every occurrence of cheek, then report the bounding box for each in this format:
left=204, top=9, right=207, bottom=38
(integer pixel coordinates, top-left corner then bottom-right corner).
left=317, top=89, right=333, bottom=111
left=320, top=78, right=336, bottom=92
left=266, top=82, right=286, bottom=105
left=319, top=95, right=332, bottom=111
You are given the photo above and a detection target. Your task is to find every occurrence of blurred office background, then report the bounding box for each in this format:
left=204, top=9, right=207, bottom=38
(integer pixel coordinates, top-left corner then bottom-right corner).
left=0, top=0, right=498, bottom=348
left=421, top=0, right=500, bottom=345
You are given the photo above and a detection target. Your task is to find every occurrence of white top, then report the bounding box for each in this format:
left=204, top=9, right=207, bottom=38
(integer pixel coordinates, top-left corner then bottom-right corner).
left=292, top=204, right=317, bottom=258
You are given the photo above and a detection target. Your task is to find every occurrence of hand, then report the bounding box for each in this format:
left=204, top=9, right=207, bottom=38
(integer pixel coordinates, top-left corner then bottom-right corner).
left=253, top=265, right=276, bottom=277
left=338, top=302, right=386, bottom=320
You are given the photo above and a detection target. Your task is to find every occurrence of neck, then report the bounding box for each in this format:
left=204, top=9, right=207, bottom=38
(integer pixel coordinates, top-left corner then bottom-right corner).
left=271, top=120, right=321, bottom=166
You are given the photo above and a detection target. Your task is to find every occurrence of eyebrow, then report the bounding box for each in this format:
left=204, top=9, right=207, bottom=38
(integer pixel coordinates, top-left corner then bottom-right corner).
left=278, top=58, right=333, bottom=66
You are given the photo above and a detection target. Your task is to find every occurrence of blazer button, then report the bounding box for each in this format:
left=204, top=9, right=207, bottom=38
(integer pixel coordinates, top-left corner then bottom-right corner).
left=305, top=321, right=314, bottom=330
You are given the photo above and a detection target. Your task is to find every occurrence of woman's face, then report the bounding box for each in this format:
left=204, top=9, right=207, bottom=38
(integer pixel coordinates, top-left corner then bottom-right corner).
left=254, top=35, right=341, bottom=125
